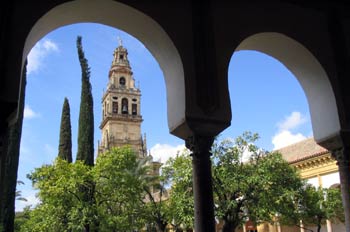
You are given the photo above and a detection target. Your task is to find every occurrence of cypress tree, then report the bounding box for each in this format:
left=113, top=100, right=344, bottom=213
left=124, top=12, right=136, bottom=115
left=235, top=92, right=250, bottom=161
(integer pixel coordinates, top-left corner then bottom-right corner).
left=76, top=36, right=94, bottom=166
left=58, top=97, right=72, bottom=163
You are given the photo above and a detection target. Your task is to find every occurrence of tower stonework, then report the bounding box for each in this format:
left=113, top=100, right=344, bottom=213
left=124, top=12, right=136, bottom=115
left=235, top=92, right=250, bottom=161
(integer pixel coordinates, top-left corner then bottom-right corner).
left=98, top=42, right=146, bottom=157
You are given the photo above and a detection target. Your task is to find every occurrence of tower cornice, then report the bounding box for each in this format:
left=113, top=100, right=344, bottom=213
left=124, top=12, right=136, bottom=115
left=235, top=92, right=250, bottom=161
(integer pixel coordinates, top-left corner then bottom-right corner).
left=99, top=114, right=143, bottom=129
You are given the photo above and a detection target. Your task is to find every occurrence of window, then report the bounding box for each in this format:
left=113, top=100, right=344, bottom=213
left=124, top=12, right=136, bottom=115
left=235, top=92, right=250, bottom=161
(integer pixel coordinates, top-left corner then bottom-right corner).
left=132, top=98, right=137, bottom=102
left=122, top=98, right=128, bottom=114
left=119, top=77, right=126, bottom=86
left=132, top=104, right=137, bottom=115
left=112, top=101, right=118, bottom=114
left=119, top=54, right=124, bottom=60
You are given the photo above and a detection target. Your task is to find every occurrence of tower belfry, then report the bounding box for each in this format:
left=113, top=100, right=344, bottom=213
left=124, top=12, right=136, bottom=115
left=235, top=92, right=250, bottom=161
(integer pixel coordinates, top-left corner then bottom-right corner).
left=98, top=39, right=146, bottom=157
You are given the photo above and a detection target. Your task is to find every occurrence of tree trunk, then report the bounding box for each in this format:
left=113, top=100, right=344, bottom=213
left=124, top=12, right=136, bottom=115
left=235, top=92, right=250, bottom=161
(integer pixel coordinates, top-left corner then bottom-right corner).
left=317, top=217, right=322, bottom=232
left=155, top=220, right=167, bottom=232
left=317, top=223, right=321, bottom=232
left=222, top=220, right=238, bottom=232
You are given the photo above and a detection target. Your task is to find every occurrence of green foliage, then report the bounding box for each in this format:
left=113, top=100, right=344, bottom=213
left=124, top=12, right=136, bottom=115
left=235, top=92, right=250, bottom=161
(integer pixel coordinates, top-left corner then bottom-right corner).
left=22, top=147, right=151, bottom=231
left=15, top=180, right=27, bottom=202
left=94, top=146, right=149, bottom=231
left=24, top=158, right=94, bottom=231
left=323, top=187, right=344, bottom=223
left=14, top=206, right=31, bottom=232
left=20, top=131, right=343, bottom=232
left=161, top=149, right=194, bottom=230
left=76, top=35, right=94, bottom=166
left=211, top=131, right=304, bottom=232
left=58, top=97, right=72, bottom=163
left=294, top=185, right=344, bottom=232
left=143, top=184, right=169, bottom=232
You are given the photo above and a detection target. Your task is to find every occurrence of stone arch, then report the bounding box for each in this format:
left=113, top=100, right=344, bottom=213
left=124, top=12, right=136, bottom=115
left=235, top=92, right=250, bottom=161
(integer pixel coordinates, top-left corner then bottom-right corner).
left=23, top=0, right=185, bottom=134
left=234, top=32, right=340, bottom=143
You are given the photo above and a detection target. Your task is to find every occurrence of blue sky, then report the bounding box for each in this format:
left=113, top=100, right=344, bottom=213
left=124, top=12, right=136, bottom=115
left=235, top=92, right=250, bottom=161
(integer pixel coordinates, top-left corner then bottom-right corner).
left=16, top=23, right=312, bottom=211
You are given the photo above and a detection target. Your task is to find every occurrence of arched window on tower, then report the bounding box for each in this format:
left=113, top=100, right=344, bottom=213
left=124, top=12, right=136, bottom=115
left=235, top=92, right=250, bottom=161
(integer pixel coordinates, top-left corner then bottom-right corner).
left=119, top=77, right=126, bottom=87
left=132, top=103, right=137, bottom=115
left=122, top=98, right=128, bottom=114
left=112, top=101, right=118, bottom=114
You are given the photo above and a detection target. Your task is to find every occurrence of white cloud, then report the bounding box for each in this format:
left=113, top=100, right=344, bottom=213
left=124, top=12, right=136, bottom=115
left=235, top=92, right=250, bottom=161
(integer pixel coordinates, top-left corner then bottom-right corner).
left=272, top=111, right=308, bottom=150
left=15, top=189, right=40, bottom=212
left=42, top=40, right=58, bottom=51
left=27, top=39, right=59, bottom=75
left=25, top=193, right=40, bottom=208
left=277, top=111, right=307, bottom=131
left=24, top=105, right=40, bottom=119
left=272, top=130, right=306, bottom=150
left=150, top=143, right=187, bottom=164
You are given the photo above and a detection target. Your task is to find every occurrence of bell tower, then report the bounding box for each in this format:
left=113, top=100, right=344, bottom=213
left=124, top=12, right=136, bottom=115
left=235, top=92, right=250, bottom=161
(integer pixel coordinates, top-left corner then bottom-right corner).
left=98, top=38, right=146, bottom=157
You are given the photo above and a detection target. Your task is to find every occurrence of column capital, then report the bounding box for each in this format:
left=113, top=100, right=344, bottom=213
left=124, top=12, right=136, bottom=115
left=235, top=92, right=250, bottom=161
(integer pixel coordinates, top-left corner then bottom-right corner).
left=185, top=135, right=214, bottom=156
left=331, top=146, right=350, bottom=167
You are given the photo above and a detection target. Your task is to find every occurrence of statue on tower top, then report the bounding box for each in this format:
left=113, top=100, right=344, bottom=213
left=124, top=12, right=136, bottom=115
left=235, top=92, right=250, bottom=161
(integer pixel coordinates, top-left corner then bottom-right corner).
left=117, top=36, right=123, bottom=47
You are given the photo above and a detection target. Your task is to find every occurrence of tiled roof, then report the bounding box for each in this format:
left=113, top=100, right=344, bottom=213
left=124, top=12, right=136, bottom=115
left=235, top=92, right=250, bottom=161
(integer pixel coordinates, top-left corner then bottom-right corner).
left=275, top=137, right=329, bottom=164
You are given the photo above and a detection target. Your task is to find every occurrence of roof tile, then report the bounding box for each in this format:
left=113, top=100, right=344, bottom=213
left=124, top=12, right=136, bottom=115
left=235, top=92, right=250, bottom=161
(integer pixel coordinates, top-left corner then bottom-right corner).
left=275, top=138, right=329, bottom=163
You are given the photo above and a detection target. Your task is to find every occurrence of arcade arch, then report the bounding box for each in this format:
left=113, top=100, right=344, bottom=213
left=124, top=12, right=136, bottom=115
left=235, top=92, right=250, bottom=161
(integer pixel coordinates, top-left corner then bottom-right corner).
left=233, top=32, right=340, bottom=144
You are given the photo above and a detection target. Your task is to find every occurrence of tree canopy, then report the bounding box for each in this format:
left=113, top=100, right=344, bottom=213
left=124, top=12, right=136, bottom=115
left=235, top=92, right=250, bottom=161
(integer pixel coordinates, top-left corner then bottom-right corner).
left=17, top=131, right=344, bottom=232
left=21, top=147, right=151, bottom=232
left=161, top=150, right=194, bottom=231
left=291, top=184, right=344, bottom=232
left=211, top=132, right=304, bottom=232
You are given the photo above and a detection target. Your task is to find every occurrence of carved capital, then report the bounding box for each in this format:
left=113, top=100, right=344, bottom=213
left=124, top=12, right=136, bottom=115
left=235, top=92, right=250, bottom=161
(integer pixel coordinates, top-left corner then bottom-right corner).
left=331, top=147, right=350, bottom=167
left=185, top=135, right=214, bottom=157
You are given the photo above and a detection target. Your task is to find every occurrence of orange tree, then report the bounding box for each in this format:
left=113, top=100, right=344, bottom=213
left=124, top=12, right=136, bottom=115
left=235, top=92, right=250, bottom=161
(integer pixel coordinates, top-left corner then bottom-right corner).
left=212, top=132, right=304, bottom=232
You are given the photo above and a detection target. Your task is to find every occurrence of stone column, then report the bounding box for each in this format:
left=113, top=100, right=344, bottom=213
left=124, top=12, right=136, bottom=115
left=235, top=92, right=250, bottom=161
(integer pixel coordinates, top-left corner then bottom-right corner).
left=300, top=220, right=305, bottom=232
left=326, top=219, right=332, bottom=232
left=332, top=148, right=350, bottom=232
left=186, top=135, right=215, bottom=232
left=276, top=222, right=281, bottom=232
